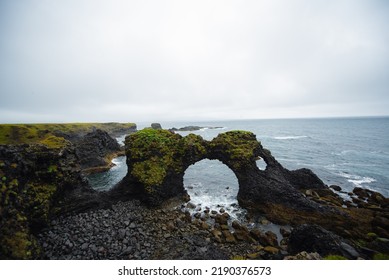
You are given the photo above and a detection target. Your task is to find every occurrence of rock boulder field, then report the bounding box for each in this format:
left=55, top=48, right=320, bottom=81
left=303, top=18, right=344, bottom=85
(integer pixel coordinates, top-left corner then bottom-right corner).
left=1, top=125, right=388, bottom=259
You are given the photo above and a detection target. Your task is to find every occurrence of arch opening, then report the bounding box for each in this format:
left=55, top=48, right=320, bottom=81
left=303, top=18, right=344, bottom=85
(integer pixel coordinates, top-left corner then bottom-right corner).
left=183, top=159, right=246, bottom=221
left=256, top=158, right=268, bottom=171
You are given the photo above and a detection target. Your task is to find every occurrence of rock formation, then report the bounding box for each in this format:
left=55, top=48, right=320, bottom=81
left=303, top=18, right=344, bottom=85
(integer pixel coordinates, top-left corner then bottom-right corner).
left=0, top=123, right=135, bottom=259
left=112, top=129, right=388, bottom=241
left=0, top=143, right=102, bottom=259
left=74, top=129, right=122, bottom=173
left=113, top=129, right=328, bottom=212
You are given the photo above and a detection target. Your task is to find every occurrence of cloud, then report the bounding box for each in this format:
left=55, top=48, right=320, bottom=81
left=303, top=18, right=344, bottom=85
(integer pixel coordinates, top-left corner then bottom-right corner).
left=1, top=0, right=388, bottom=122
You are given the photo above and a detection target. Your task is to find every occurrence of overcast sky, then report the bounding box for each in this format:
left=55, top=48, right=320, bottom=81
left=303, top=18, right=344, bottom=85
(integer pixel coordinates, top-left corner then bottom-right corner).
left=1, top=0, right=388, bottom=123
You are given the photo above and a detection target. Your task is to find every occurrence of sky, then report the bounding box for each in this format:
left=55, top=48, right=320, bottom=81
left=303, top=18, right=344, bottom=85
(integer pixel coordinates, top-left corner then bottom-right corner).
left=1, top=0, right=389, bottom=123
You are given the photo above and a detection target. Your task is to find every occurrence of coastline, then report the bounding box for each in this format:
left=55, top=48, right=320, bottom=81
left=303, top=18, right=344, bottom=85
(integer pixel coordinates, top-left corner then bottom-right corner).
left=1, top=122, right=388, bottom=260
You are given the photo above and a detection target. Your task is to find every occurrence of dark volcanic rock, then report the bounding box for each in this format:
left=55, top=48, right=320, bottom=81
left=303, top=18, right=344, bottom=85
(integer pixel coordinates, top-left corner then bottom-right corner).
left=74, top=129, right=121, bottom=172
left=0, top=143, right=102, bottom=259
left=151, top=123, right=162, bottom=130
left=288, top=224, right=360, bottom=259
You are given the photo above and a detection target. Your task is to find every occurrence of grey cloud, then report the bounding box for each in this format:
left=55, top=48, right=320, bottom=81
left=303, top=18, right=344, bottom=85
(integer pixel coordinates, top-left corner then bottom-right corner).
left=1, top=0, right=388, bottom=123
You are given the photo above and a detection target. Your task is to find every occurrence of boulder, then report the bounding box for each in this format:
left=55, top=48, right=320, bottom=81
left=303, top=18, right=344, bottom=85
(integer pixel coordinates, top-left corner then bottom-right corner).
left=151, top=123, right=162, bottom=130
left=288, top=224, right=360, bottom=259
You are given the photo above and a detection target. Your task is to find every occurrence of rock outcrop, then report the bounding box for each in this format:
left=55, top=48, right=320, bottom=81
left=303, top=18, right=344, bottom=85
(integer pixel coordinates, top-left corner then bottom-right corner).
left=151, top=123, right=162, bottom=130
left=0, top=143, right=103, bottom=259
left=288, top=224, right=359, bottom=259
left=113, top=129, right=328, bottom=213
left=0, top=123, right=135, bottom=259
left=74, top=129, right=122, bottom=173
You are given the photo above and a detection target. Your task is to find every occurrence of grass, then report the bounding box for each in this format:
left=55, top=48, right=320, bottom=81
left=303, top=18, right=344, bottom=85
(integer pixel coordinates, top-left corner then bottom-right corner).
left=0, top=123, right=136, bottom=148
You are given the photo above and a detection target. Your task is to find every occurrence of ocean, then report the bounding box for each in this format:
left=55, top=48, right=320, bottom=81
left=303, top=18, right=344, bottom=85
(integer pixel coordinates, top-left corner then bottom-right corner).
left=88, top=117, right=389, bottom=220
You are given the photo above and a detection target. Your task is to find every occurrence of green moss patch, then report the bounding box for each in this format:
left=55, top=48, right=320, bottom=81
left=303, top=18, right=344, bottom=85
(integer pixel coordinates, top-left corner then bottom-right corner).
left=0, top=122, right=136, bottom=148
left=126, top=129, right=183, bottom=187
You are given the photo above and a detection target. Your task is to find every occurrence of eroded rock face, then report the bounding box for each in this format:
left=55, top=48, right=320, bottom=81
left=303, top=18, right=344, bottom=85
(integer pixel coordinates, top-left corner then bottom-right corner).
left=74, top=129, right=122, bottom=172
left=0, top=123, right=138, bottom=259
left=0, top=143, right=100, bottom=259
left=110, top=129, right=208, bottom=205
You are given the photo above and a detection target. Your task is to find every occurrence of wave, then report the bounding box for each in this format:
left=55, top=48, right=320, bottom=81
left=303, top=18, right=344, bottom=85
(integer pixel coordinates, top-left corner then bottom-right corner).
left=199, top=126, right=227, bottom=131
left=273, top=135, right=308, bottom=140
left=337, top=172, right=376, bottom=188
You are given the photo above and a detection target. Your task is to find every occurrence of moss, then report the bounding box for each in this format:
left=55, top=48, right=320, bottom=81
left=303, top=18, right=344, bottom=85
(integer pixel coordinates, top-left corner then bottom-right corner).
left=324, top=255, right=348, bottom=260
left=209, top=130, right=260, bottom=169
left=231, top=255, right=246, bottom=260
left=366, top=232, right=378, bottom=240
left=2, top=230, right=34, bottom=259
left=0, top=140, right=82, bottom=259
left=131, top=160, right=167, bottom=189
left=373, top=253, right=389, bottom=260
left=26, top=183, right=57, bottom=221
left=39, top=135, right=69, bottom=149
left=126, top=128, right=183, bottom=187
left=180, top=133, right=207, bottom=160
left=47, top=165, right=58, bottom=173
left=0, top=122, right=136, bottom=146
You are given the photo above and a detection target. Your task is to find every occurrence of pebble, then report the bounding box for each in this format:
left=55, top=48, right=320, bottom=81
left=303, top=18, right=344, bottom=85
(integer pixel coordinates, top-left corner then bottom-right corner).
left=36, top=199, right=292, bottom=260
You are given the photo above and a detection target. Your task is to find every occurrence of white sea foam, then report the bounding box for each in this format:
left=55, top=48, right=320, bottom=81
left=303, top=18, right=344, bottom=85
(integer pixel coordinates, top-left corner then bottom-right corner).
left=274, top=135, right=308, bottom=140
left=338, top=172, right=376, bottom=188
left=116, top=135, right=126, bottom=146
left=185, top=182, right=245, bottom=221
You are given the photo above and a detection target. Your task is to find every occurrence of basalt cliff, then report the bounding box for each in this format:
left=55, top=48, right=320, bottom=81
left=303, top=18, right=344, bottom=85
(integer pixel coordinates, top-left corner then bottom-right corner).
left=1, top=126, right=388, bottom=260
left=0, top=123, right=136, bottom=258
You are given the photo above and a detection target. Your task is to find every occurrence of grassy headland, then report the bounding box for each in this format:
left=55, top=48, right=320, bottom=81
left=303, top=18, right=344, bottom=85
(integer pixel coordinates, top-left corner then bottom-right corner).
left=0, top=123, right=136, bottom=148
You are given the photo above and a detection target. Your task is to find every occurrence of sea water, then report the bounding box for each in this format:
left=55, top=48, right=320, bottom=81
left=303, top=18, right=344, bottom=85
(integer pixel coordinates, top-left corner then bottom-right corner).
left=88, top=117, right=389, bottom=217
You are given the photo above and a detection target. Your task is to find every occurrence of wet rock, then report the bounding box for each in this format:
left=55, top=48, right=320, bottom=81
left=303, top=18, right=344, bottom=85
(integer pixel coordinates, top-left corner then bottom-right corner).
left=250, top=229, right=277, bottom=246
left=288, top=224, right=359, bottom=259
left=214, top=213, right=229, bottom=225
left=233, top=230, right=256, bottom=243
left=280, top=227, right=291, bottom=238
left=200, top=222, right=209, bottom=230
left=186, top=202, right=196, bottom=209
left=330, top=185, right=342, bottom=192
left=223, top=231, right=236, bottom=243
left=264, top=246, right=279, bottom=254
left=284, top=251, right=322, bottom=260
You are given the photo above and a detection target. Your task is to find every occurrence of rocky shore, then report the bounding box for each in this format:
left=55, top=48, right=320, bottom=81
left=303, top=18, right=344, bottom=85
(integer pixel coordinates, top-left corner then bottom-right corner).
left=34, top=198, right=304, bottom=260
left=1, top=124, right=389, bottom=260
left=37, top=191, right=386, bottom=260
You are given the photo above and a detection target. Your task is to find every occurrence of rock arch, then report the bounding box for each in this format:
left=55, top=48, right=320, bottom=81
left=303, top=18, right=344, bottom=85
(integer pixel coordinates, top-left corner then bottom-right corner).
left=111, top=128, right=337, bottom=225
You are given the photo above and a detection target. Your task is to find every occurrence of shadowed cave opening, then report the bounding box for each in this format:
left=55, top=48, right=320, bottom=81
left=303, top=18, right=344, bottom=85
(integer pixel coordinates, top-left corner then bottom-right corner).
left=183, top=159, right=247, bottom=221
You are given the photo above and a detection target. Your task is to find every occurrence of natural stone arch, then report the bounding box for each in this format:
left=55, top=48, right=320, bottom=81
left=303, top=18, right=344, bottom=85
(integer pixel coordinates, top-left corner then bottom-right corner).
left=111, top=128, right=355, bottom=231
left=113, top=129, right=261, bottom=206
